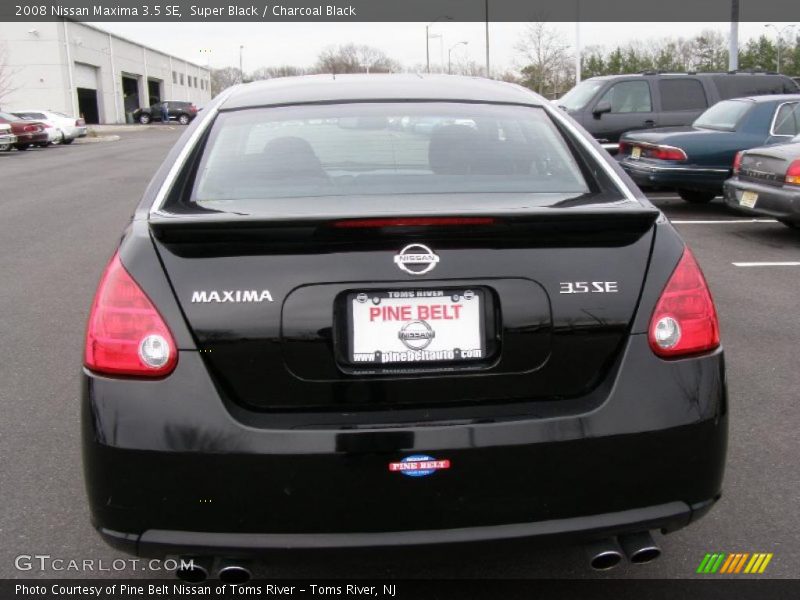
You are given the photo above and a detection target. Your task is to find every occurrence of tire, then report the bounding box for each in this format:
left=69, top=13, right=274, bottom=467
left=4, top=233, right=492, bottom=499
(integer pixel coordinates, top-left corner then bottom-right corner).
left=36, top=143, right=49, bottom=148
left=15, top=144, right=28, bottom=151
left=178, top=114, right=190, bottom=125
left=0, top=143, right=10, bottom=152
left=677, top=190, right=716, bottom=204
left=61, top=137, right=74, bottom=145
left=138, top=113, right=151, bottom=124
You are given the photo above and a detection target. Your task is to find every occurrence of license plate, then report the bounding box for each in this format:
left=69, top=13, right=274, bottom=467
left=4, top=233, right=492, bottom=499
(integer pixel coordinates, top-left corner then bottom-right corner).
left=348, top=289, right=485, bottom=365
left=740, top=190, right=758, bottom=208
left=631, top=146, right=642, bottom=160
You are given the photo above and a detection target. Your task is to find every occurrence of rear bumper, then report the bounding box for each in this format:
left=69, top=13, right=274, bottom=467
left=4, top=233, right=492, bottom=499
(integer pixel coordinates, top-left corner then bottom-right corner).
left=723, top=178, right=800, bottom=222
left=99, top=499, right=717, bottom=557
left=83, top=336, right=727, bottom=557
left=620, top=160, right=730, bottom=191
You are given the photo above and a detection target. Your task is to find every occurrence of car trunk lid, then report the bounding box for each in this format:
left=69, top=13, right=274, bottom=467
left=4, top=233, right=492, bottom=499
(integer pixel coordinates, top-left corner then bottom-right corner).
left=150, top=197, right=659, bottom=413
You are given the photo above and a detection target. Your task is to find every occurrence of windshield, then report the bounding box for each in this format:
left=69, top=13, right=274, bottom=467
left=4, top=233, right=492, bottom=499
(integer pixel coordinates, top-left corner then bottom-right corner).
left=557, top=80, right=606, bottom=111
left=694, top=100, right=753, bottom=131
left=190, top=102, right=590, bottom=213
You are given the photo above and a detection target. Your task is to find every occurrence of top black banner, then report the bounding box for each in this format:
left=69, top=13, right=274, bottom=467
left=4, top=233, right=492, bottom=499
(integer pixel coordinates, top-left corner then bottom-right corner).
left=3, top=0, right=800, bottom=23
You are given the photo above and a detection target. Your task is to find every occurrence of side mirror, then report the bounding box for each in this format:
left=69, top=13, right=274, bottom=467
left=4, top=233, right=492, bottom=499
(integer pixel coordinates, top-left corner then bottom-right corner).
left=593, top=100, right=612, bottom=118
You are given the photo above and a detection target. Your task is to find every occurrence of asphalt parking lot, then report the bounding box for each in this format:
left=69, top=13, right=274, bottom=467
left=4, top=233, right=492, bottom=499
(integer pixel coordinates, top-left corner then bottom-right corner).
left=0, top=130, right=798, bottom=580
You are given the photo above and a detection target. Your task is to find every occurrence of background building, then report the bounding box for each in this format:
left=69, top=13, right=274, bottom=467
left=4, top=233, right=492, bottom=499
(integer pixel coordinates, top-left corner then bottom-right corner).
left=0, top=20, right=211, bottom=123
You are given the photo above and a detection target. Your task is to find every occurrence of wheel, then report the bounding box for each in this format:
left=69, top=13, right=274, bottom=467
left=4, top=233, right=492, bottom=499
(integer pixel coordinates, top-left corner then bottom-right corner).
left=778, top=219, right=799, bottom=229
left=178, top=114, right=190, bottom=125
left=677, top=190, right=716, bottom=204
left=61, top=137, right=74, bottom=145
left=0, top=143, right=10, bottom=152
left=138, top=113, right=151, bottom=124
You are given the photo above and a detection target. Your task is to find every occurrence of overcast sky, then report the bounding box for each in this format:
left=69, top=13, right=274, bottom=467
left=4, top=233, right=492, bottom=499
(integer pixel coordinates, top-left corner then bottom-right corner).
left=93, top=21, right=795, bottom=72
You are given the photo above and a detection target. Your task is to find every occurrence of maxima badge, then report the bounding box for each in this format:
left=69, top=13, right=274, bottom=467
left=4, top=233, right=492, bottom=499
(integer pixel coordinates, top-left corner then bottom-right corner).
left=394, top=244, right=440, bottom=275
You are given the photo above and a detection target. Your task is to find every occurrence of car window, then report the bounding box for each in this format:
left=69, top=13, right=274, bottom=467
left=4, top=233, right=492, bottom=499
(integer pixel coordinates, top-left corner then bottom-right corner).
left=15, top=112, right=47, bottom=119
left=713, top=75, right=796, bottom=99
left=693, top=100, right=753, bottom=131
left=189, top=102, right=590, bottom=212
left=772, top=103, right=800, bottom=136
left=557, top=80, right=606, bottom=111
left=659, top=79, right=708, bottom=111
left=597, top=81, right=652, bottom=113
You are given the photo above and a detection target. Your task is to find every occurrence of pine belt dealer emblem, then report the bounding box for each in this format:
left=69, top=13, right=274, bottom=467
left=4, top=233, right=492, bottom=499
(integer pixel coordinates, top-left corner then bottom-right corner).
left=394, top=244, right=440, bottom=275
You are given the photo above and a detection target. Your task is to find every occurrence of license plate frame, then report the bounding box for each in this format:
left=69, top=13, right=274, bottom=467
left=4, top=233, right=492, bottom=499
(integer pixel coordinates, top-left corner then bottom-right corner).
left=631, top=146, right=642, bottom=160
left=344, top=288, right=488, bottom=366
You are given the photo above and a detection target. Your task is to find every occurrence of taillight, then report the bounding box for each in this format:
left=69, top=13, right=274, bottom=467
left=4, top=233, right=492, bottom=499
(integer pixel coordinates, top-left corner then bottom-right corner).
left=84, top=252, right=177, bottom=377
left=619, top=141, right=631, bottom=154
left=786, top=159, right=800, bottom=186
left=733, top=151, right=744, bottom=175
left=649, top=248, right=720, bottom=359
left=648, top=145, right=688, bottom=161
left=76, top=119, right=85, bottom=126
left=22, top=124, right=38, bottom=132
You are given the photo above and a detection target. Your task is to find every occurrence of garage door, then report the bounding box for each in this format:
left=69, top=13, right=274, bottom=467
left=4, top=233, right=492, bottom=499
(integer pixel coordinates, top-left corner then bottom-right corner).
left=74, top=62, right=98, bottom=89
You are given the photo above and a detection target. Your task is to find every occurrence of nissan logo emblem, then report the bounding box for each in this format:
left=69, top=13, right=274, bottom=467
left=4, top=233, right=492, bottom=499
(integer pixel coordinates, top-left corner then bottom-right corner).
left=394, top=244, right=440, bottom=275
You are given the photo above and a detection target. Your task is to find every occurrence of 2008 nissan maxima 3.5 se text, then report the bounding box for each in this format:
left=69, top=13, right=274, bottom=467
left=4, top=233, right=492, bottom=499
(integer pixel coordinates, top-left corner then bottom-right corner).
left=82, top=75, right=727, bottom=577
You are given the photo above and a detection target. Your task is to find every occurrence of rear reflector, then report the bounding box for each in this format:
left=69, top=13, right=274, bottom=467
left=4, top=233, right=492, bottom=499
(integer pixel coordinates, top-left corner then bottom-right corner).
left=333, top=217, right=496, bottom=228
left=649, top=248, right=719, bottom=358
left=786, top=159, right=800, bottom=185
left=84, top=252, right=177, bottom=377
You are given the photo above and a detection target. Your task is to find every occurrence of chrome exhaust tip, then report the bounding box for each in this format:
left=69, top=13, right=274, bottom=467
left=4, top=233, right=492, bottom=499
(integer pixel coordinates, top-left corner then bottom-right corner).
left=585, top=538, right=624, bottom=571
left=619, top=531, right=662, bottom=564
left=218, top=561, right=252, bottom=584
left=175, top=557, right=212, bottom=583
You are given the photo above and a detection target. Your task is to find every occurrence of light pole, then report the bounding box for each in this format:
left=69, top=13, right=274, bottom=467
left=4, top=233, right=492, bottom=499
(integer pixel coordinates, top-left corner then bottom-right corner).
left=239, top=45, right=244, bottom=83
left=448, top=41, right=468, bottom=74
left=764, top=24, right=797, bottom=73
left=426, top=16, right=452, bottom=74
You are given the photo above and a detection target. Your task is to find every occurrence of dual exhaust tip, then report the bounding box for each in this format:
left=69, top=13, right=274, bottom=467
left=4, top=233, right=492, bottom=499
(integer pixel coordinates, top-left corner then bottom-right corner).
left=175, top=531, right=660, bottom=579
left=586, top=531, right=662, bottom=570
left=176, top=558, right=251, bottom=584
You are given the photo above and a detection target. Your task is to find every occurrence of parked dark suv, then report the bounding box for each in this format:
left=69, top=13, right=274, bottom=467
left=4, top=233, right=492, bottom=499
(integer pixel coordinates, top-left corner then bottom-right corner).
left=133, top=101, right=198, bottom=125
left=557, top=72, right=800, bottom=152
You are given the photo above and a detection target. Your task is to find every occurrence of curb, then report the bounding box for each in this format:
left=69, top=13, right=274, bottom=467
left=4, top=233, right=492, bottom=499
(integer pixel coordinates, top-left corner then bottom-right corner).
left=75, top=135, right=121, bottom=144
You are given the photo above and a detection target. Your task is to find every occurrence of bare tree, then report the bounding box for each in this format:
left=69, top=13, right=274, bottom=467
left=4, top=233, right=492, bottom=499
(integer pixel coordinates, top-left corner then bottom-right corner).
left=0, top=42, right=19, bottom=109
left=515, top=22, right=574, bottom=97
left=249, top=65, right=307, bottom=81
left=314, top=44, right=400, bottom=74
left=210, top=66, right=241, bottom=96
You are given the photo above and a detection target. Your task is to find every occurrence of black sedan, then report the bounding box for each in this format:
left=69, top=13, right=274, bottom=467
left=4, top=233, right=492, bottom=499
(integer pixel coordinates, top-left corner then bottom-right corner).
left=723, top=139, right=800, bottom=228
left=82, top=74, right=726, bottom=581
left=619, top=95, right=800, bottom=203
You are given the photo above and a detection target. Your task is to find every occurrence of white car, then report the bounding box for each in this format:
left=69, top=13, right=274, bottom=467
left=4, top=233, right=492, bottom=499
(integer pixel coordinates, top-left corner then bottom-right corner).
left=0, top=123, right=16, bottom=151
left=12, top=110, right=87, bottom=145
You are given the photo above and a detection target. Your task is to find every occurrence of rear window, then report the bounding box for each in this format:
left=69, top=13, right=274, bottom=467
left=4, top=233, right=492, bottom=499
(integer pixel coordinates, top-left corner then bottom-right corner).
left=190, top=103, right=590, bottom=211
left=659, top=79, right=708, bottom=111
left=693, top=100, right=752, bottom=131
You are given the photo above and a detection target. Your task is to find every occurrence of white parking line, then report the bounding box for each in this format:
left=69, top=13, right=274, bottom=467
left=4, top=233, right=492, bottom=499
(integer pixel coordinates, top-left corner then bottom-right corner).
left=732, top=262, right=800, bottom=267
left=671, top=219, right=778, bottom=224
